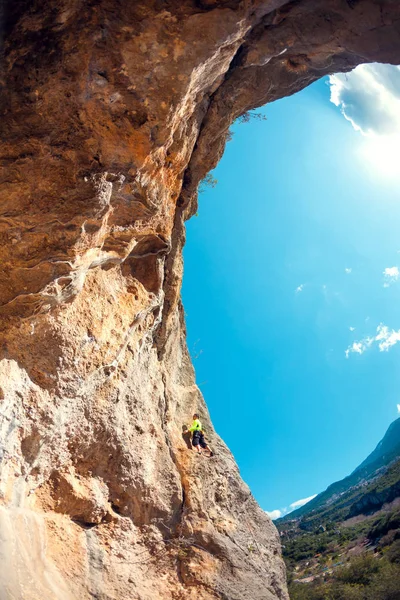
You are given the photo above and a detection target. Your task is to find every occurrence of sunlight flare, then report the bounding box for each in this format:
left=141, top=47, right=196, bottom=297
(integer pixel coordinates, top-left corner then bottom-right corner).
left=360, top=134, right=400, bottom=179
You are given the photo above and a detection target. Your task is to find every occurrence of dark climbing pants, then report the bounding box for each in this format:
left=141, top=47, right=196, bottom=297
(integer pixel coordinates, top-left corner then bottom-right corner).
left=192, top=431, right=207, bottom=449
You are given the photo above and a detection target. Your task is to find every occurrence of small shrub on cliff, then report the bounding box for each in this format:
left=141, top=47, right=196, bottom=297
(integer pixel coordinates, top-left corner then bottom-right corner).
left=237, top=111, right=267, bottom=124
left=199, top=173, right=218, bottom=193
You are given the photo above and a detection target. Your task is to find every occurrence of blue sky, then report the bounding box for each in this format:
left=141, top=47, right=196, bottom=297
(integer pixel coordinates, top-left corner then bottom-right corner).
left=182, top=65, right=400, bottom=519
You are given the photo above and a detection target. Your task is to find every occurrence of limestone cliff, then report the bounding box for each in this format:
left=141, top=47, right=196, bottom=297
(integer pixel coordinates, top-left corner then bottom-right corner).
left=0, top=1, right=399, bottom=599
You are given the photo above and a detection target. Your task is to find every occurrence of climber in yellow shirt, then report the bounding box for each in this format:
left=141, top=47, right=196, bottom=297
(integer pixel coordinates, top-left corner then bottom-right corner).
left=188, top=413, right=214, bottom=457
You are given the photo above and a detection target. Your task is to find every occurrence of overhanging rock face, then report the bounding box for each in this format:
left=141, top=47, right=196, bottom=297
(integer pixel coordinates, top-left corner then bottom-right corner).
left=0, top=1, right=399, bottom=598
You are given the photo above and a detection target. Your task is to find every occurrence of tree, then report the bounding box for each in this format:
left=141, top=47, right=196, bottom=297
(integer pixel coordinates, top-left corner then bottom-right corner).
left=199, top=173, right=218, bottom=193
left=237, top=110, right=267, bottom=124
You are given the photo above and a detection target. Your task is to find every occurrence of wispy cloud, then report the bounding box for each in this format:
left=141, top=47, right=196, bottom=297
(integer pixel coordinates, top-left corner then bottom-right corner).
left=349, top=326, right=355, bottom=332
left=346, top=323, right=400, bottom=358
left=266, top=509, right=282, bottom=520
left=289, top=495, right=317, bottom=511
left=383, top=266, right=399, bottom=287
left=397, top=404, right=400, bottom=414
left=295, top=284, right=304, bottom=294
left=345, top=268, right=352, bottom=274
left=345, top=339, right=373, bottom=358
left=266, top=494, right=317, bottom=521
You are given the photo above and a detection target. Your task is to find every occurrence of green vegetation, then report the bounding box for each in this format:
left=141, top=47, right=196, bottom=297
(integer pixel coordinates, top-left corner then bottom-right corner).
left=237, top=110, right=267, bottom=124
left=373, top=460, right=400, bottom=494
left=280, top=458, right=400, bottom=532
left=289, top=554, right=400, bottom=600
left=368, top=508, right=400, bottom=542
left=281, top=423, right=400, bottom=599
left=283, top=502, right=400, bottom=600
left=284, top=529, right=344, bottom=564
left=199, top=173, right=218, bottom=193
left=283, top=507, right=400, bottom=564
left=224, top=110, right=267, bottom=143
left=282, top=419, right=400, bottom=524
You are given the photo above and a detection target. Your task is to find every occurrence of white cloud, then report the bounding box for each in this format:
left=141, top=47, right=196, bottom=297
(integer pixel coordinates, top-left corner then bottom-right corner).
left=397, top=404, right=400, bottom=414
left=375, top=324, right=400, bottom=351
left=383, top=267, right=399, bottom=277
left=266, top=494, right=317, bottom=521
left=329, top=64, right=400, bottom=178
left=345, top=268, right=352, bottom=274
left=349, top=326, right=355, bottom=331
left=346, top=323, right=400, bottom=357
left=329, top=64, right=400, bottom=137
left=289, top=495, right=317, bottom=511
left=345, top=339, right=373, bottom=358
left=266, top=509, right=282, bottom=520
left=295, top=284, right=304, bottom=294
left=383, top=266, right=400, bottom=287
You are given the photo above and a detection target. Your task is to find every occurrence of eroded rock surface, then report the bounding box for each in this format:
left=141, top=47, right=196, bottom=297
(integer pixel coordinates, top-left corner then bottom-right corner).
left=0, top=1, right=400, bottom=598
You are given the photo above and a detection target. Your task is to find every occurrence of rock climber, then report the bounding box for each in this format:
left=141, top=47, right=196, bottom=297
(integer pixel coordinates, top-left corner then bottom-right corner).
left=188, top=413, right=214, bottom=457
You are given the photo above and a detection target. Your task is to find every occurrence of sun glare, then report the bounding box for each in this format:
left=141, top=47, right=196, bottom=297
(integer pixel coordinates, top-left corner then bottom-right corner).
left=360, top=135, right=400, bottom=180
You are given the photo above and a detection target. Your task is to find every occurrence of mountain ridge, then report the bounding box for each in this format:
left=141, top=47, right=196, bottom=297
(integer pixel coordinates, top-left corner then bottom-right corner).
left=354, top=417, right=400, bottom=474
left=280, top=419, right=400, bottom=600
left=279, top=417, right=400, bottom=524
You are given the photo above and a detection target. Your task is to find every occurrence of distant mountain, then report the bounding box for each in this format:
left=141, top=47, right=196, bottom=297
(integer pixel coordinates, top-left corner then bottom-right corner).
left=278, top=418, right=400, bottom=527
left=278, top=418, right=400, bottom=599
left=354, top=417, right=400, bottom=474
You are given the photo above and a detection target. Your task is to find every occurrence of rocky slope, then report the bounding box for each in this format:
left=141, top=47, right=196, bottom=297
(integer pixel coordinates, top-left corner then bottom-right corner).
left=1, top=1, right=400, bottom=599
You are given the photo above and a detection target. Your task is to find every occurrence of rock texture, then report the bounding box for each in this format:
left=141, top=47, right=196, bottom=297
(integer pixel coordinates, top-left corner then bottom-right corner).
left=1, top=1, right=400, bottom=599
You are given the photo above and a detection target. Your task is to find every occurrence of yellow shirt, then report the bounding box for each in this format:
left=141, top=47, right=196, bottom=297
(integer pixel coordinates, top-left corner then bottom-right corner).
left=189, top=419, right=202, bottom=432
